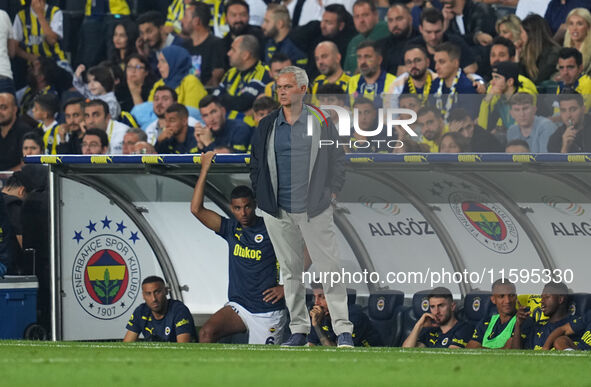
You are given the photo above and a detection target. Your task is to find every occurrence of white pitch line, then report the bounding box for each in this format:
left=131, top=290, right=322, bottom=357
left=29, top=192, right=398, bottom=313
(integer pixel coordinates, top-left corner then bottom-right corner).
left=0, top=342, right=589, bottom=358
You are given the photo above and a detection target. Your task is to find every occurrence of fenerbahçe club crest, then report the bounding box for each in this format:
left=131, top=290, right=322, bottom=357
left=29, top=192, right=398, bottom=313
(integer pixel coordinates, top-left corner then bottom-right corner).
left=449, top=192, right=518, bottom=254
left=71, top=216, right=142, bottom=320
left=429, top=179, right=519, bottom=254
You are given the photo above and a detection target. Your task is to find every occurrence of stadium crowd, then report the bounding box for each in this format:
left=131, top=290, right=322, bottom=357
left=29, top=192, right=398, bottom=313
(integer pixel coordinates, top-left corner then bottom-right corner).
left=1, top=0, right=591, bottom=348
left=0, top=0, right=590, bottom=169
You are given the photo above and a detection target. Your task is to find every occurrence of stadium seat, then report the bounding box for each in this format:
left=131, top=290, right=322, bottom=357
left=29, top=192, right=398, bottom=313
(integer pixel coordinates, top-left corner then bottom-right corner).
left=399, top=290, right=432, bottom=345
left=462, top=291, right=494, bottom=326
left=569, top=294, right=591, bottom=321
left=367, top=290, right=405, bottom=346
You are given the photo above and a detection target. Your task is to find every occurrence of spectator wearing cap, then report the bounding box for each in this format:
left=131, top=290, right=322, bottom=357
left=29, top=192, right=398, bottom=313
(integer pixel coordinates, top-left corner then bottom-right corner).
left=506, top=93, right=556, bottom=153
left=481, top=37, right=537, bottom=95
left=478, top=61, right=524, bottom=133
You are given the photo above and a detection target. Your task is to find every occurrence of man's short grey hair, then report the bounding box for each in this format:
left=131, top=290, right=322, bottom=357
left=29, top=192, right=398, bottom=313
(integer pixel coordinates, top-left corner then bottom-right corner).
left=278, top=66, right=309, bottom=88
left=238, top=34, right=260, bottom=61
left=126, top=127, right=148, bottom=142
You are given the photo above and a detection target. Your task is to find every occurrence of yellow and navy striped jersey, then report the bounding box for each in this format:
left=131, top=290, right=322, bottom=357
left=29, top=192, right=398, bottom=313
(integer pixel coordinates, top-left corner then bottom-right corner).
left=166, top=0, right=185, bottom=34
left=216, top=61, right=271, bottom=126
left=39, top=121, right=60, bottom=155
left=347, top=71, right=396, bottom=105
left=264, top=37, right=308, bottom=68
left=85, top=0, right=130, bottom=16
left=264, top=81, right=278, bottom=101
left=201, top=0, right=227, bottom=36
left=419, top=125, right=448, bottom=153
left=17, top=6, right=66, bottom=61
left=478, top=74, right=538, bottom=130
left=118, top=111, right=138, bottom=128
left=555, top=74, right=591, bottom=113
left=311, top=72, right=350, bottom=95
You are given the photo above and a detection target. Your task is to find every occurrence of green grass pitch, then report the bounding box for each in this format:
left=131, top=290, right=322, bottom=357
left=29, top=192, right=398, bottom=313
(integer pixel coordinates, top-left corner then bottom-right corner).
left=2, top=341, right=590, bottom=387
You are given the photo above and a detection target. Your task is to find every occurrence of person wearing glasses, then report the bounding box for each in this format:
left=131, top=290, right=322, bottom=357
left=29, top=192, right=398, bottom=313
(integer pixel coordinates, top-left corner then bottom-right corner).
left=81, top=128, right=109, bottom=155
left=115, top=54, right=157, bottom=112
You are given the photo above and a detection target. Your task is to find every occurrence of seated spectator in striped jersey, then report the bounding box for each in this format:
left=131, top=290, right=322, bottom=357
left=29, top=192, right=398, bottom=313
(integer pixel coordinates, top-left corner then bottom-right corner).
left=12, top=0, right=67, bottom=66
left=311, top=41, right=350, bottom=96
left=428, top=42, right=478, bottom=121
left=347, top=40, right=396, bottom=106
left=213, top=35, right=271, bottom=127
left=31, top=93, right=60, bottom=155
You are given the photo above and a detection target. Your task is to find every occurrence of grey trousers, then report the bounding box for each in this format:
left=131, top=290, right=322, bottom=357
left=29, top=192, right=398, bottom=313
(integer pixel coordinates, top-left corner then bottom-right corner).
left=262, top=206, right=353, bottom=336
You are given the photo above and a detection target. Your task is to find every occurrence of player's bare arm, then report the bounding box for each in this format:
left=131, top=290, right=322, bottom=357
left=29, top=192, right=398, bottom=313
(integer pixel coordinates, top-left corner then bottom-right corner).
left=262, top=285, right=284, bottom=304
left=123, top=330, right=139, bottom=343
left=543, top=322, right=574, bottom=350
left=402, top=313, right=436, bottom=348
left=190, top=151, right=222, bottom=233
